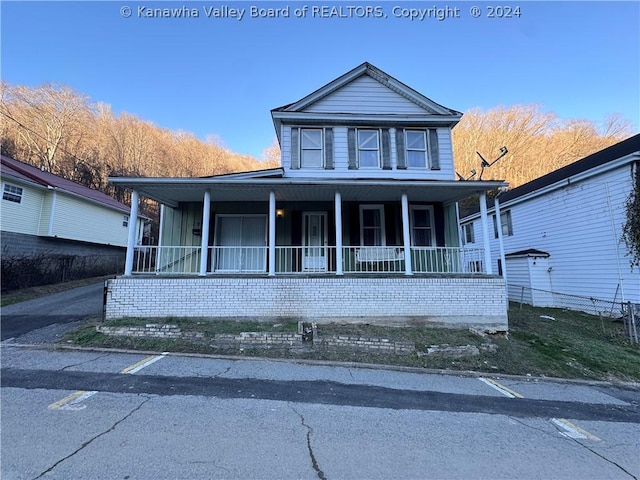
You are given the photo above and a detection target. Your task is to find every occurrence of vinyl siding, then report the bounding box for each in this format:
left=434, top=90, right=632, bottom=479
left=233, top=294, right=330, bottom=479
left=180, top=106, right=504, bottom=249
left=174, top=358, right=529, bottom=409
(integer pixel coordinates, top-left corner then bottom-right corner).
left=304, top=76, right=428, bottom=114
left=0, top=181, right=44, bottom=235
left=469, top=164, right=639, bottom=304
left=51, top=193, right=130, bottom=246
left=283, top=126, right=455, bottom=180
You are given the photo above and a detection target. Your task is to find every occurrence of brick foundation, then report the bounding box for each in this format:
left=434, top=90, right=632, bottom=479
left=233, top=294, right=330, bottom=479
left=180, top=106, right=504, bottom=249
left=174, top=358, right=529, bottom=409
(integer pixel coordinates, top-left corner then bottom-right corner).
left=105, top=275, right=508, bottom=331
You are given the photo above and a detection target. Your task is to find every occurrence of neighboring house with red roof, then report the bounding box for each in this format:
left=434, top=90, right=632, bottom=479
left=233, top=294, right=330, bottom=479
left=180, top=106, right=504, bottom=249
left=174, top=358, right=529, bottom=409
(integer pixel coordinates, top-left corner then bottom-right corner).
left=1, top=155, right=146, bottom=290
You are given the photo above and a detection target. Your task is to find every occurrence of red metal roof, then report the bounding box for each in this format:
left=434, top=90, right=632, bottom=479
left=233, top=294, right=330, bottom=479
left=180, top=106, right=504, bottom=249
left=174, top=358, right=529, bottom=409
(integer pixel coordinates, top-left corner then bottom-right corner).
left=1, top=155, right=132, bottom=214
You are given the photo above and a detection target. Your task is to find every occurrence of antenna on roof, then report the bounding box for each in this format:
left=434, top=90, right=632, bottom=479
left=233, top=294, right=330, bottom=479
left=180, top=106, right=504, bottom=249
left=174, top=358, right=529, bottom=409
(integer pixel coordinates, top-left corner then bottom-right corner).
left=456, top=169, right=477, bottom=181
left=477, top=146, right=508, bottom=180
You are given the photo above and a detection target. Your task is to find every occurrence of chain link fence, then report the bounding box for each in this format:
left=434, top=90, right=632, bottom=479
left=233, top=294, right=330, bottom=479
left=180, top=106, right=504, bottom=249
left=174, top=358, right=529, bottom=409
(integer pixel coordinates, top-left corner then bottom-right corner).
left=510, top=284, right=639, bottom=343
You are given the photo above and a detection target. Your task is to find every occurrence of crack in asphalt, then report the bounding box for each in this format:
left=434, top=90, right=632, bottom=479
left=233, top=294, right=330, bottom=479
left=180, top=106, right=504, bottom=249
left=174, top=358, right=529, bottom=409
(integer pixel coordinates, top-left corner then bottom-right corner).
left=290, top=405, right=327, bottom=480
left=510, top=416, right=638, bottom=479
left=32, top=395, right=152, bottom=480
left=60, top=353, right=112, bottom=371
left=549, top=421, right=639, bottom=480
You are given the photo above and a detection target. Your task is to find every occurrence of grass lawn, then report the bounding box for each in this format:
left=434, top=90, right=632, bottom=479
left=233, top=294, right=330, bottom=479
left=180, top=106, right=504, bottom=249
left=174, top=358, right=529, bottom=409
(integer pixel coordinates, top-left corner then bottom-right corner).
left=63, top=302, right=640, bottom=382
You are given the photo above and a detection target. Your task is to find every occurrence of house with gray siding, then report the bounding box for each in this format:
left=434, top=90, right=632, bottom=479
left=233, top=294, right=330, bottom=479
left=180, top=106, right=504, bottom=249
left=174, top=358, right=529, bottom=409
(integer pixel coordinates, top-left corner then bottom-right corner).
left=107, top=62, right=508, bottom=330
left=460, top=134, right=640, bottom=313
left=1, top=155, right=146, bottom=289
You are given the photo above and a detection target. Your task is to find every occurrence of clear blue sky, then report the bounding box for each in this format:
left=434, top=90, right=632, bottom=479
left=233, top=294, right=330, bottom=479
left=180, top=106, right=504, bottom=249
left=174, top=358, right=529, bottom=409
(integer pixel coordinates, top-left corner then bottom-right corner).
left=2, top=1, right=639, bottom=158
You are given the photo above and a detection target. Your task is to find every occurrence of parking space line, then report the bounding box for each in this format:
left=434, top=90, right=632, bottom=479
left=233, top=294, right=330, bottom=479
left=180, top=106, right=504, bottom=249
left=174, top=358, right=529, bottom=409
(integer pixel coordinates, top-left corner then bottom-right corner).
left=478, top=378, right=524, bottom=398
left=48, top=390, right=97, bottom=410
left=120, top=353, right=167, bottom=374
left=552, top=418, right=601, bottom=441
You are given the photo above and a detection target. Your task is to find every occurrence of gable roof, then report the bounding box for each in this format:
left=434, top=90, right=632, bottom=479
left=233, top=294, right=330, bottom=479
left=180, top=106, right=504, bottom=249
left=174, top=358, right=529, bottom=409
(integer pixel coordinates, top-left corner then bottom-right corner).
left=1, top=155, right=133, bottom=214
left=271, top=63, right=462, bottom=142
left=273, top=62, right=462, bottom=116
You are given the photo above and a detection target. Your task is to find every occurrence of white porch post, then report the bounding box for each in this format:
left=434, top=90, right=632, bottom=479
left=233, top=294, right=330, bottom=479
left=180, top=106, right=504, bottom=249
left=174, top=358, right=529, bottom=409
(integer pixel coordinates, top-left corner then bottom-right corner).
left=494, top=195, right=507, bottom=282
left=157, top=204, right=165, bottom=250
left=199, top=189, right=211, bottom=276
left=335, top=190, right=343, bottom=275
left=401, top=193, right=413, bottom=275
left=479, top=192, right=494, bottom=274
left=124, top=189, right=139, bottom=276
left=268, top=190, right=276, bottom=276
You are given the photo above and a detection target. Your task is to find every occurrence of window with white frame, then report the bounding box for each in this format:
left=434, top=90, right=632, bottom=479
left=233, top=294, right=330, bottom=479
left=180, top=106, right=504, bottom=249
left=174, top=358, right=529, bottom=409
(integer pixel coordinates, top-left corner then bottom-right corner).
left=493, top=210, right=513, bottom=238
left=358, top=129, right=380, bottom=168
left=463, top=223, right=475, bottom=244
left=410, top=206, right=435, bottom=246
left=123, top=215, right=129, bottom=227
left=301, top=128, right=323, bottom=168
left=406, top=130, right=428, bottom=168
left=2, top=183, right=23, bottom=203
left=360, top=205, right=385, bottom=246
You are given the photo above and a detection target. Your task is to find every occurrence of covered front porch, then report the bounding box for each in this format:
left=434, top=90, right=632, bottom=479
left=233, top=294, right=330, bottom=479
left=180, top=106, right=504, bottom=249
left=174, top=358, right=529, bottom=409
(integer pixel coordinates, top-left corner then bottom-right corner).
left=107, top=172, right=508, bottom=330
left=118, top=174, right=501, bottom=278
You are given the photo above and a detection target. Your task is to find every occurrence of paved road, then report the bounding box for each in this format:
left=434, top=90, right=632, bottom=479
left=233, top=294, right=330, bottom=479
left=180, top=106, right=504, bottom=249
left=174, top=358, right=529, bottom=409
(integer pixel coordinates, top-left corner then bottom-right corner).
left=2, top=346, right=639, bottom=479
left=0, top=282, right=104, bottom=341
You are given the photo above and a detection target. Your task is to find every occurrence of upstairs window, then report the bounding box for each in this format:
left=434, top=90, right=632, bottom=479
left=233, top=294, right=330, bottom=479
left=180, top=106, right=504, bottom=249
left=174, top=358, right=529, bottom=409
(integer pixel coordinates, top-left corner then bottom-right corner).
left=358, top=129, right=380, bottom=168
left=396, top=128, right=440, bottom=170
left=406, top=131, right=428, bottom=168
left=2, top=183, right=23, bottom=204
left=493, top=210, right=513, bottom=238
left=301, top=129, right=323, bottom=168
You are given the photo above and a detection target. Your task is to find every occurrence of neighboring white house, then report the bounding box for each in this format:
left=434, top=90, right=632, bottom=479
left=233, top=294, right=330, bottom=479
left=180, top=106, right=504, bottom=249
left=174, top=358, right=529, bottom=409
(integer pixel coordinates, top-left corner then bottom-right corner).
left=107, top=62, right=509, bottom=330
left=1, top=155, right=146, bottom=289
left=460, top=134, right=640, bottom=313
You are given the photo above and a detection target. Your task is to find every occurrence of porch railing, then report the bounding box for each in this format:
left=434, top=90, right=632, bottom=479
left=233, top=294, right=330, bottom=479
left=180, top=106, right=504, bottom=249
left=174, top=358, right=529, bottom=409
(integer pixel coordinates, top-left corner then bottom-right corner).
left=131, top=246, right=486, bottom=275
left=133, top=246, right=201, bottom=274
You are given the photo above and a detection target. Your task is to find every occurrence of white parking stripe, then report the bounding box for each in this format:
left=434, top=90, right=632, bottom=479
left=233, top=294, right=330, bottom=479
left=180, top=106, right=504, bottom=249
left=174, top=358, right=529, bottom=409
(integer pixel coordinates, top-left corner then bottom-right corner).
left=120, top=353, right=167, bottom=374
left=552, top=418, right=601, bottom=441
left=478, top=377, right=524, bottom=398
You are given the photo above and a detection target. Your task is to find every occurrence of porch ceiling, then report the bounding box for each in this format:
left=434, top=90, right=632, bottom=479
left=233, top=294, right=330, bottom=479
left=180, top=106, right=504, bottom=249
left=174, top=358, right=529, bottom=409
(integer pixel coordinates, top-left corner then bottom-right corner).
left=108, top=177, right=506, bottom=207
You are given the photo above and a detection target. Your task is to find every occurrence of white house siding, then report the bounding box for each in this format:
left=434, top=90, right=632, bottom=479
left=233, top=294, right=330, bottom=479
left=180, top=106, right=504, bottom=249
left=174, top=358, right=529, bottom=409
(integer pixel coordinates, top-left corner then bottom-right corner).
left=465, top=164, right=639, bottom=305
left=504, top=257, right=532, bottom=303
left=106, top=276, right=508, bottom=331
left=304, top=76, right=428, bottom=114
left=282, top=126, right=455, bottom=180
left=0, top=182, right=44, bottom=235
left=51, top=193, right=130, bottom=246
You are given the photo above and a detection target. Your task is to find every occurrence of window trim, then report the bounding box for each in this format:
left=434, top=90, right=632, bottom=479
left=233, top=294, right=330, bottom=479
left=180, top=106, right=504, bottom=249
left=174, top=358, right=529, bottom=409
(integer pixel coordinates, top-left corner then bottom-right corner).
left=357, top=128, right=381, bottom=169
left=2, top=183, right=23, bottom=204
left=300, top=128, right=324, bottom=169
left=493, top=210, right=513, bottom=238
left=405, top=130, right=429, bottom=169
left=359, top=204, right=386, bottom=246
left=463, top=223, right=475, bottom=244
left=409, top=205, right=436, bottom=247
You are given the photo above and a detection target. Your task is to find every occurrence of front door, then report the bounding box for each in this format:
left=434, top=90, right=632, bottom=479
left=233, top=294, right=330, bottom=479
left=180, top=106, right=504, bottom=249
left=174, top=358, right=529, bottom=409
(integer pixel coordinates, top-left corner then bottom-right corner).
left=302, top=212, right=327, bottom=272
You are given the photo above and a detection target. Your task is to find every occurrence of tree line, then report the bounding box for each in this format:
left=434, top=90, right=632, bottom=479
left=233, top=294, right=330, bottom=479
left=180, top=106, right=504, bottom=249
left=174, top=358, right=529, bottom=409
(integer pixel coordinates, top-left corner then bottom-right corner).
left=1, top=82, right=634, bottom=202
left=0, top=83, right=277, bottom=209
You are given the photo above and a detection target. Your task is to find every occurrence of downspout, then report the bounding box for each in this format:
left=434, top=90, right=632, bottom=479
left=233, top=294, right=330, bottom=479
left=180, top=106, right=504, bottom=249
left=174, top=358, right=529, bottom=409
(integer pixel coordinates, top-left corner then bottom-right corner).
left=48, top=188, right=58, bottom=236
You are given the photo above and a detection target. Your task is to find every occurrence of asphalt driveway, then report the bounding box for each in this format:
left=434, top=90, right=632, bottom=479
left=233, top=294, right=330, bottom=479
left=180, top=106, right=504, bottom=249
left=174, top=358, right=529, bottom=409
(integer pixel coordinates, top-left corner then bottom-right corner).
left=0, top=282, right=104, bottom=341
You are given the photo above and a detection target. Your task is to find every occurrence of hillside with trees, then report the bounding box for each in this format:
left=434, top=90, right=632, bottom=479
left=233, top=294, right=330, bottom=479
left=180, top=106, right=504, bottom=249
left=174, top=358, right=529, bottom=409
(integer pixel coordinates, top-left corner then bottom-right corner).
left=0, top=83, right=277, bottom=208
left=1, top=83, right=634, bottom=204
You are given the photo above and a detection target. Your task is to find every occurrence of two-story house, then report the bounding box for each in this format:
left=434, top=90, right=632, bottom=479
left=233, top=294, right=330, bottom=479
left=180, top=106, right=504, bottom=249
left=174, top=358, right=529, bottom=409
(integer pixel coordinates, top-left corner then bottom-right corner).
left=106, top=63, right=508, bottom=330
